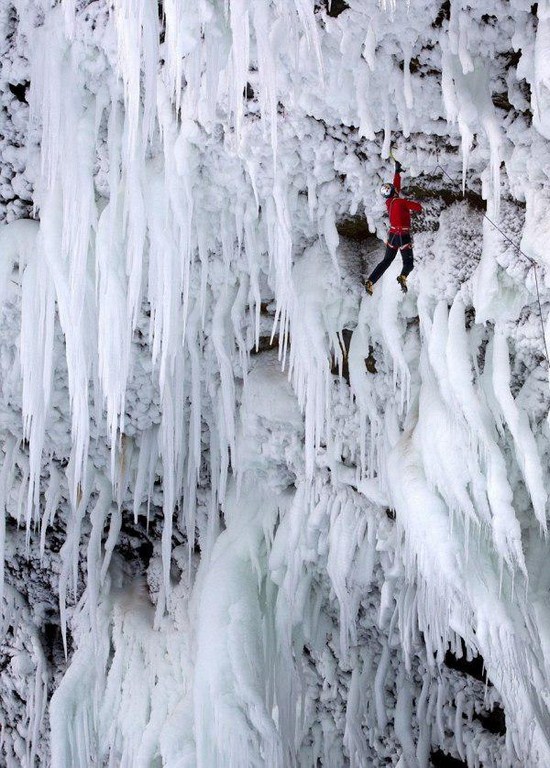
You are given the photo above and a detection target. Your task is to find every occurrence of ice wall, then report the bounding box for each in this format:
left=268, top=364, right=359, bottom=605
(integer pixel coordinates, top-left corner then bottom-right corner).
left=0, top=0, right=550, bottom=765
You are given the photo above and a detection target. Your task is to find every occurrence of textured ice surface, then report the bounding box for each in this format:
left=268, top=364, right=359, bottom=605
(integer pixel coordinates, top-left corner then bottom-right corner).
left=0, top=0, right=550, bottom=766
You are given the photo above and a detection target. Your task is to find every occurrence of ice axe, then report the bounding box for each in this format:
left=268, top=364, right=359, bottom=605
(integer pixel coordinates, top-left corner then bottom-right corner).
left=389, top=147, right=404, bottom=174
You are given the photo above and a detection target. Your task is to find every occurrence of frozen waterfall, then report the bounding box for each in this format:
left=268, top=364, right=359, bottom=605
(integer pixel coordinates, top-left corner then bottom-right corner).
left=0, top=0, right=550, bottom=765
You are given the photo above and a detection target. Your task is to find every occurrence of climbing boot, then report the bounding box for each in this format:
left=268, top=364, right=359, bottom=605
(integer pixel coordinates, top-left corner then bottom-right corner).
left=397, top=275, right=408, bottom=294
left=365, top=280, right=374, bottom=296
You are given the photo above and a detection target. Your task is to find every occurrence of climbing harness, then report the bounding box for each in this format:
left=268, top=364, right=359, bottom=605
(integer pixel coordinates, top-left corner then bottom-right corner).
left=431, top=163, right=550, bottom=367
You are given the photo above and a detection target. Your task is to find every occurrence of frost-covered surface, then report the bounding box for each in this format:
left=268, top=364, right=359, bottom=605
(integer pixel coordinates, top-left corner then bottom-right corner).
left=1, top=0, right=550, bottom=765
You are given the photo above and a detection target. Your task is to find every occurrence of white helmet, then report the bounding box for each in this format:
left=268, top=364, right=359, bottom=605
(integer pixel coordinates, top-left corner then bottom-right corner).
left=380, top=182, right=395, bottom=198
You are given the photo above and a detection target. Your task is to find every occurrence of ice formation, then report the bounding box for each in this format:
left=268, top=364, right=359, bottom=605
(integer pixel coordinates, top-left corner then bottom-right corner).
left=0, top=0, right=550, bottom=765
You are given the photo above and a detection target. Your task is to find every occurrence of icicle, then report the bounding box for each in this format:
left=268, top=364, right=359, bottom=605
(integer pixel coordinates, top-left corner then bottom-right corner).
left=492, top=328, right=548, bottom=530
left=86, top=478, right=112, bottom=640
left=446, top=298, right=527, bottom=575
left=112, top=0, right=159, bottom=160
left=344, top=665, right=369, bottom=767
left=0, top=439, right=18, bottom=604
left=322, top=205, right=340, bottom=275
left=394, top=669, right=417, bottom=766
left=253, top=2, right=278, bottom=164
left=374, top=643, right=390, bottom=731
left=293, top=0, right=324, bottom=82
left=193, top=479, right=283, bottom=767
left=403, top=47, right=414, bottom=111
left=454, top=689, right=466, bottom=761
left=40, top=463, right=62, bottom=562
left=532, top=1, right=550, bottom=140
left=20, top=236, right=55, bottom=534
left=133, top=426, right=159, bottom=524
left=96, top=197, right=133, bottom=454
left=211, top=282, right=238, bottom=465
left=415, top=674, right=431, bottom=766
left=58, top=466, right=94, bottom=658
left=228, top=0, right=250, bottom=146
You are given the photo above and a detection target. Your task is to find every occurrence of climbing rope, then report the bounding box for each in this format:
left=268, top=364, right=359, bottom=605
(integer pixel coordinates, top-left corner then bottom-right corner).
left=432, top=163, right=550, bottom=367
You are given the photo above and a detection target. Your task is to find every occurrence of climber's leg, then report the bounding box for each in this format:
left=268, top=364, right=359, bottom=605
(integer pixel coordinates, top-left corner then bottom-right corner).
left=368, top=234, right=398, bottom=287
left=396, top=235, right=413, bottom=293
left=399, top=234, right=414, bottom=277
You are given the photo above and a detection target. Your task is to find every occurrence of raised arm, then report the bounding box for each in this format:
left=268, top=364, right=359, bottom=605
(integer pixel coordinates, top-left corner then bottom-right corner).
left=392, top=171, right=401, bottom=194
left=392, top=159, right=403, bottom=194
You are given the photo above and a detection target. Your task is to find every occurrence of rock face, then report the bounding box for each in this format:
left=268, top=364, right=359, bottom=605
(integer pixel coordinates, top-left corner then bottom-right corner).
left=0, top=1, right=549, bottom=765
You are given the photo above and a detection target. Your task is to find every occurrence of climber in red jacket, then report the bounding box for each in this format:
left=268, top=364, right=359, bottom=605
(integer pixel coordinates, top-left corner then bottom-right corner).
left=366, top=160, right=422, bottom=295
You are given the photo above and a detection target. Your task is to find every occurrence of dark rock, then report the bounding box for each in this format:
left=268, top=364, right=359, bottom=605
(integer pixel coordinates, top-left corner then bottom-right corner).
left=432, top=1, right=451, bottom=28
left=250, top=335, right=279, bottom=355
left=322, top=0, right=349, bottom=18
left=336, top=216, right=375, bottom=242
left=331, top=328, right=353, bottom=383
left=475, top=704, right=506, bottom=736
left=444, top=639, right=491, bottom=685
left=365, top=349, right=377, bottom=374
left=8, top=81, right=29, bottom=103
left=431, top=749, right=468, bottom=767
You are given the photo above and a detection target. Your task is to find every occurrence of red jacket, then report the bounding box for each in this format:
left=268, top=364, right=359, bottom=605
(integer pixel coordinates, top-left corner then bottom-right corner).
left=386, top=172, right=422, bottom=232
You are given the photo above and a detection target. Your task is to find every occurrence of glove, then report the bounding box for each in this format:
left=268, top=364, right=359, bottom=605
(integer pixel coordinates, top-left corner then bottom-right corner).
left=395, top=160, right=404, bottom=174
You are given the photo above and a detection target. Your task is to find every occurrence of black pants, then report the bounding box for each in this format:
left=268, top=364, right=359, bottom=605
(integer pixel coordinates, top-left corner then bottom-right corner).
left=369, top=232, right=414, bottom=285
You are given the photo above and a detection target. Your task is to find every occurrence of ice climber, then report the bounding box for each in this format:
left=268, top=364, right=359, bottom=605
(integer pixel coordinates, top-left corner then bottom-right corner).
left=365, top=159, right=422, bottom=295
